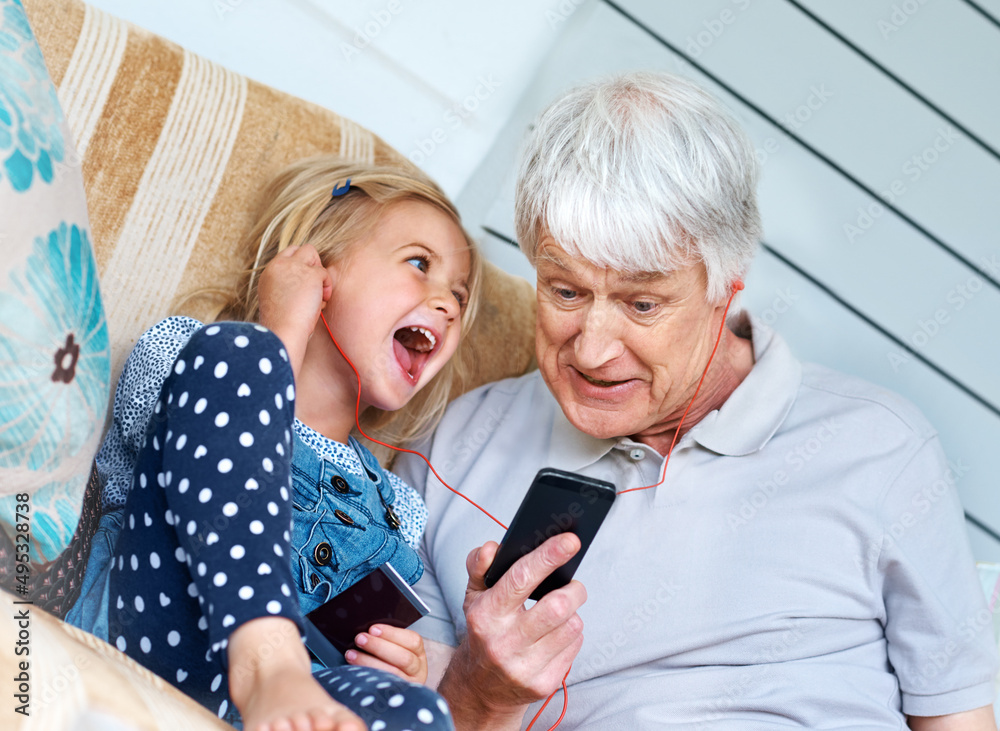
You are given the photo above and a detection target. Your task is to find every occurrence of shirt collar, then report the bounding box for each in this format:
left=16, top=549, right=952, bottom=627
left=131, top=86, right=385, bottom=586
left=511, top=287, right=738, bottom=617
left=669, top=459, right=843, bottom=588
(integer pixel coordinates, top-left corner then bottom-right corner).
left=546, top=312, right=802, bottom=466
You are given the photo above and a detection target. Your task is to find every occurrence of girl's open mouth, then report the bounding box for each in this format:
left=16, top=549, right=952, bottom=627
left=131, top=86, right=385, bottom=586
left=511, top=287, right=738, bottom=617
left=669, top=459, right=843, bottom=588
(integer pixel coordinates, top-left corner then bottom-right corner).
left=392, top=325, right=438, bottom=382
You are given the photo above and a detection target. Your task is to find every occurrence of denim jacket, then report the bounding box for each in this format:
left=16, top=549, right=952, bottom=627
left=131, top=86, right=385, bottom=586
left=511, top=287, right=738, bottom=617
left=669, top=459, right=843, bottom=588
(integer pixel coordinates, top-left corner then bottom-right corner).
left=290, top=433, right=422, bottom=616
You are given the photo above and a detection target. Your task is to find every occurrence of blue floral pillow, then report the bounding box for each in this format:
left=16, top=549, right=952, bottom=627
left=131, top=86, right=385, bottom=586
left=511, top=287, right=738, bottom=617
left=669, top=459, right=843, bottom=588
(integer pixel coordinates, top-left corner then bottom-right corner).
left=0, top=0, right=110, bottom=562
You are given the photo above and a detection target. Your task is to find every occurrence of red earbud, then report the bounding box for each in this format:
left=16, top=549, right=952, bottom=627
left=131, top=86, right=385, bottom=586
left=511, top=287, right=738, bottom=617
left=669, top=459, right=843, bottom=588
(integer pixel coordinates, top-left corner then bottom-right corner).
left=731, top=279, right=744, bottom=293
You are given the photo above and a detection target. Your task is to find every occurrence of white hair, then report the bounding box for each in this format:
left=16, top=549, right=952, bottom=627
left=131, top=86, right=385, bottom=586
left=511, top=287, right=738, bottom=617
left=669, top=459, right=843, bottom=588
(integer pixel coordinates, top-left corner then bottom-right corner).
left=515, top=71, right=762, bottom=303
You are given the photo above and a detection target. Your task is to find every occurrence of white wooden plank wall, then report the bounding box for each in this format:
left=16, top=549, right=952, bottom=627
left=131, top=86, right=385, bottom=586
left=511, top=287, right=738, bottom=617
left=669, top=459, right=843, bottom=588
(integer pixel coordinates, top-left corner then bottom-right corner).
left=458, top=0, right=1000, bottom=562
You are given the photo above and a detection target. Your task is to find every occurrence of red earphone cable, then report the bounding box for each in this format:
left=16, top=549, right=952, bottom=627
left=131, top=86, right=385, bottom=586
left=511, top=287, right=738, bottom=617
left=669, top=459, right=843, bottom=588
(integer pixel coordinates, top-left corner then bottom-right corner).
left=319, top=312, right=508, bottom=530
left=618, top=284, right=741, bottom=495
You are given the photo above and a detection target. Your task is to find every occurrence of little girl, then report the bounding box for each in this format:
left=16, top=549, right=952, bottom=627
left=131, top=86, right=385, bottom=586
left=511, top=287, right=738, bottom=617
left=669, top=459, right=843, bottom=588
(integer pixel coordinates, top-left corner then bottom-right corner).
left=88, top=157, right=481, bottom=731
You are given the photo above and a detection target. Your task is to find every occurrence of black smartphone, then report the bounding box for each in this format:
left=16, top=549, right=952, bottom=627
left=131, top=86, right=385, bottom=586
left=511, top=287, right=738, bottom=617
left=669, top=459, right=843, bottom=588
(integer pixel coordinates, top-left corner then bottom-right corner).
left=304, top=561, right=430, bottom=667
left=484, top=468, right=616, bottom=601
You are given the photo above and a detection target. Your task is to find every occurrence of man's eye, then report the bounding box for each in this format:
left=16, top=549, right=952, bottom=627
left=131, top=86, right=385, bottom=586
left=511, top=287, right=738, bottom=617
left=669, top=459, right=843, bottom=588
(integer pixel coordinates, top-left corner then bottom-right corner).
left=632, top=301, right=656, bottom=313
left=553, top=288, right=577, bottom=300
left=406, top=256, right=429, bottom=273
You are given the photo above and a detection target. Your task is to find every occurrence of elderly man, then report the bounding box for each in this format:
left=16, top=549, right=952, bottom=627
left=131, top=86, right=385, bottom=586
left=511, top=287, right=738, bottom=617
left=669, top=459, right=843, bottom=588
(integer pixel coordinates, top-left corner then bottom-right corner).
left=394, top=71, right=998, bottom=730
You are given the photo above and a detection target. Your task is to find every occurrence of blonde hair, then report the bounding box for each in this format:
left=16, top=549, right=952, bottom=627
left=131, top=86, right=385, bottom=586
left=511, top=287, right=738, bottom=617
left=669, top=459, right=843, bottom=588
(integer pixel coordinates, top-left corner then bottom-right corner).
left=219, top=155, right=482, bottom=447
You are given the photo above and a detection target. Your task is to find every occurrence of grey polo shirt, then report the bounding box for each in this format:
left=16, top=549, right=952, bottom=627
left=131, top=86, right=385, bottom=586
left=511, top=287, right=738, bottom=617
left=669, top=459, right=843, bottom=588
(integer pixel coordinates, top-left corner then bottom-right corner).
left=396, top=315, right=998, bottom=729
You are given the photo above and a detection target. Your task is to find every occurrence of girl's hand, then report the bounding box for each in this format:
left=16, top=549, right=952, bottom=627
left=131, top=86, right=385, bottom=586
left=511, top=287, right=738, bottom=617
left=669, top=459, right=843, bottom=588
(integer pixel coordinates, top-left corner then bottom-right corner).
left=345, top=625, right=429, bottom=684
left=257, top=244, right=334, bottom=378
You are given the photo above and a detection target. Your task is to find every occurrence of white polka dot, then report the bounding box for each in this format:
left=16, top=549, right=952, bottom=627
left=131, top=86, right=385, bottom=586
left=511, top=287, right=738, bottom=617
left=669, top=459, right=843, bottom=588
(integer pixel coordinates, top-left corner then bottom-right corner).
left=259, top=410, right=270, bottom=426
left=139, top=473, right=147, bottom=488
left=275, top=393, right=283, bottom=409
left=176, top=668, right=188, bottom=683
left=436, top=698, right=449, bottom=714
left=174, top=359, right=186, bottom=374
left=283, top=530, right=290, bottom=542
left=234, top=335, right=249, bottom=348
left=250, top=520, right=264, bottom=534
left=187, top=520, right=197, bottom=535
left=129, top=514, right=135, bottom=529
left=194, top=355, right=204, bottom=369
left=218, top=700, right=228, bottom=718
left=279, top=347, right=288, bottom=361
left=266, top=600, right=282, bottom=614
left=237, top=382, right=251, bottom=397
left=167, top=631, right=181, bottom=647
left=194, top=398, right=207, bottom=414
left=176, top=434, right=187, bottom=450
left=215, top=412, right=229, bottom=427
left=159, top=592, right=171, bottom=607
left=164, top=510, right=174, bottom=525
left=238, top=586, right=254, bottom=600
left=273, top=543, right=283, bottom=557
left=259, top=357, right=272, bottom=374
left=376, top=682, right=392, bottom=689
left=262, top=457, right=273, bottom=472
left=230, top=545, right=245, bottom=559
left=140, top=637, right=151, bottom=654
left=187, top=583, right=199, bottom=598
left=116, top=636, right=126, bottom=652
left=245, top=478, right=259, bottom=490
left=175, top=547, right=186, bottom=562
left=197, top=563, right=207, bottom=577
left=206, top=532, right=219, bottom=545
left=178, top=391, right=189, bottom=407
left=267, top=502, right=279, bottom=516
left=388, top=694, right=404, bottom=708
left=116, top=595, right=124, bottom=609
left=372, top=722, right=386, bottom=731
left=257, top=563, right=272, bottom=575
left=118, top=556, right=124, bottom=571
left=275, top=442, right=285, bottom=456
left=206, top=325, right=220, bottom=336
left=199, top=488, right=212, bottom=503
left=194, top=445, right=207, bottom=459
left=130, top=555, right=138, bottom=571
left=222, top=502, right=238, bottom=517
left=215, top=361, right=228, bottom=378
left=178, top=478, right=189, bottom=494
left=254, top=324, right=268, bottom=332
left=280, top=486, right=289, bottom=501
left=417, top=708, right=434, bottom=723
left=239, top=432, right=254, bottom=447
left=213, top=572, right=227, bottom=587
left=198, top=617, right=208, bottom=631
left=360, top=696, right=375, bottom=707
left=286, top=384, right=295, bottom=401
left=154, top=401, right=162, bottom=415
left=222, top=615, right=235, bottom=628
left=157, top=472, right=166, bottom=488
left=281, top=584, right=291, bottom=597
left=218, top=459, right=233, bottom=473
left=150, top=552, right=160, bottom=569
left=152, top=436, right=160, bottom=451
left=144, top=512, right=152, bottom=526
left=165, top=471, right=172, bottom=485
left=211, top=673, right=223, bottom=692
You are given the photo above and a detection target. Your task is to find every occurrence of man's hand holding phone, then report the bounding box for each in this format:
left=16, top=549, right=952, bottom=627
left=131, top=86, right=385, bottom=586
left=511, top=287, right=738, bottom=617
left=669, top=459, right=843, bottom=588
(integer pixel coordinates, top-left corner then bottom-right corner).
left=436, top=534, right=587, bottom=730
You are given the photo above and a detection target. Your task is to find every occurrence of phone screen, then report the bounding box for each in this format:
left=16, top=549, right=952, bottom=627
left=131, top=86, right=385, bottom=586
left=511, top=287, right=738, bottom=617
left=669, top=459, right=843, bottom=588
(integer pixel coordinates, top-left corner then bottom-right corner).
left=484, top=468, right=616, bottom=600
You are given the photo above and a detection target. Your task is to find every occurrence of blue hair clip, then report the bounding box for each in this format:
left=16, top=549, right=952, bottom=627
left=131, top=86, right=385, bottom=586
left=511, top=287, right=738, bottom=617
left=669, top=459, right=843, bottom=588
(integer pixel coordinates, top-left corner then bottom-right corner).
left=331, top=179, right=352, bottom=198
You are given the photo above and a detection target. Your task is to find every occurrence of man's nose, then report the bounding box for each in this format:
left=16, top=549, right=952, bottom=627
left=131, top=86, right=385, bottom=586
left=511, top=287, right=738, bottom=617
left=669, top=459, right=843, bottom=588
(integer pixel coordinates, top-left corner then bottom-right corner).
left=574, top=304, right=624, bottom=368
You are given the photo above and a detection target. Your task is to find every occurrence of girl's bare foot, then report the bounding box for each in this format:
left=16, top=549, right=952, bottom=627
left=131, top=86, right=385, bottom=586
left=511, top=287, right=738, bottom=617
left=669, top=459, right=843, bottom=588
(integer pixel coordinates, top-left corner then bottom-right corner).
left=228, top=617, right=366, bottom=731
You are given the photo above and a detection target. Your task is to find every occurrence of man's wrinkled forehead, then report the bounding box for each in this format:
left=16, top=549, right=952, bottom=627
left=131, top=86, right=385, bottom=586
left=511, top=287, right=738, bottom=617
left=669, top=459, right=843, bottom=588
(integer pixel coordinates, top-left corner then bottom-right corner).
left=536, top=239, right=675, bottom=286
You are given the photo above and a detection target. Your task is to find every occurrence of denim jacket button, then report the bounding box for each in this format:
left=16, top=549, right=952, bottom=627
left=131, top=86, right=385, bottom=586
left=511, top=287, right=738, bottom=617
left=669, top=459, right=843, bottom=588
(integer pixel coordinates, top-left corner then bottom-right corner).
left=331, top=476, right=350, bottom=493
left=313, top=542, right=333, bottom=566
left=385, top=506, right=401, bottom=531
left=334, top=509, right=355, bottom=526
